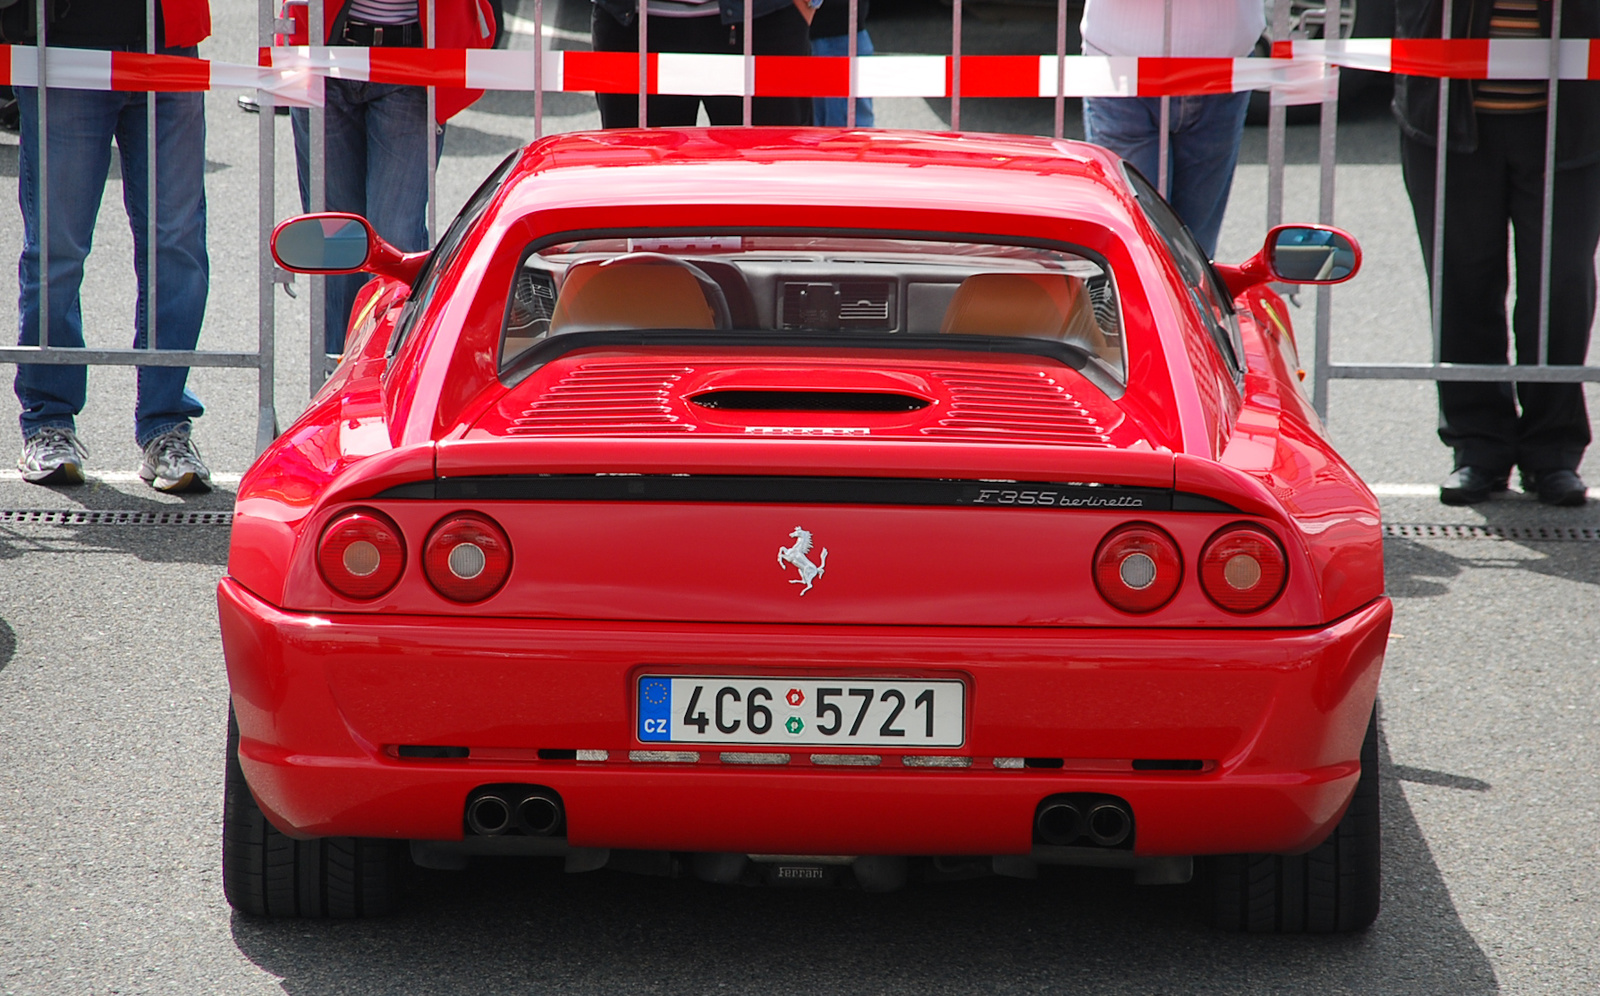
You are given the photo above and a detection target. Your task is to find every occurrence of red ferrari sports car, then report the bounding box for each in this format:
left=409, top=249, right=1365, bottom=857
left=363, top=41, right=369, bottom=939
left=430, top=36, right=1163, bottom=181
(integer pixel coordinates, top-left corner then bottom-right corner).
left=221, top=128, right=1388, bottom=932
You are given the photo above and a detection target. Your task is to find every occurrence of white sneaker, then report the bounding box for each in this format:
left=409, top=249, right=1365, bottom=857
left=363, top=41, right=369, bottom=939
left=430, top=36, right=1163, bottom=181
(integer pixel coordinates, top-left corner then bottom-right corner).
left=18, top=426, right=87, bottom=485
left=138, top=425, right=211, bottom=494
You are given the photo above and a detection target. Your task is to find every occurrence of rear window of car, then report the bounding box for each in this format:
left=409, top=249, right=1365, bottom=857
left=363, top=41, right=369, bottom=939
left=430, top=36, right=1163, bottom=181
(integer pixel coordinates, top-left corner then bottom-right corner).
left=499, top=232, right=1126, bottom=387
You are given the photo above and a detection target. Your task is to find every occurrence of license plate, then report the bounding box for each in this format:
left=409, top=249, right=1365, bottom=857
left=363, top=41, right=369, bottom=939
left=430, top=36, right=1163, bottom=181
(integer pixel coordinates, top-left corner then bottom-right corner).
left=637, top=676, right=966, bottom=748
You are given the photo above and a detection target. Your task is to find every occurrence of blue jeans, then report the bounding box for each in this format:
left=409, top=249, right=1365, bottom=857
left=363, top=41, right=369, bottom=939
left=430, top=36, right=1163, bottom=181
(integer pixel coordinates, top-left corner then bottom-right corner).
left=1083, top=91, right=1250, bottom=258
left=14, top=60, right=209, bottom=446
left=292, top=79, right=441, bottom=352
left=811, top=32, right=875, bottom=128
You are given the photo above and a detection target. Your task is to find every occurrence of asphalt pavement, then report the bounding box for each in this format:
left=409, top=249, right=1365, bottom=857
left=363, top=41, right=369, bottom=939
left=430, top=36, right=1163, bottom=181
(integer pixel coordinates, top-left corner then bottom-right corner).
left=1, top=1, right=1597, bottom=993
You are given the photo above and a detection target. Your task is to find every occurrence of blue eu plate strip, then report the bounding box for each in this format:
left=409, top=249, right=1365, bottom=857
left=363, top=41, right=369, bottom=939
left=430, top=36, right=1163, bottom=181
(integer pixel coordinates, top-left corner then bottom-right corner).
left=638, top=678, right=672, bottom=741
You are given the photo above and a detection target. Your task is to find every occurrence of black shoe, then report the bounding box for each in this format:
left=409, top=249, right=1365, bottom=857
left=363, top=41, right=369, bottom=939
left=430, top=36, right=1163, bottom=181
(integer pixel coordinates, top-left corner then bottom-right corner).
left=1522, top=468, right=1588, bottom=507
left=1440, top=466, right=1508, bottom=506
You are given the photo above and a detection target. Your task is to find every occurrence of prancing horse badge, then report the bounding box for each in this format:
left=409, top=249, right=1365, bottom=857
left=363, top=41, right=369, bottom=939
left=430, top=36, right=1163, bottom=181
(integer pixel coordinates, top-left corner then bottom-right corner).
left=777, top=526, right=828, bottom=595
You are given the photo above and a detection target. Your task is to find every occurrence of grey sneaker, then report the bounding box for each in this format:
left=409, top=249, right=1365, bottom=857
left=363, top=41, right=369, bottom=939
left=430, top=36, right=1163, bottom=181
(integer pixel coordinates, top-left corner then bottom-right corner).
left=138, top=425, right=211, bottom=494
left=18, top=426, right=87, bottom=485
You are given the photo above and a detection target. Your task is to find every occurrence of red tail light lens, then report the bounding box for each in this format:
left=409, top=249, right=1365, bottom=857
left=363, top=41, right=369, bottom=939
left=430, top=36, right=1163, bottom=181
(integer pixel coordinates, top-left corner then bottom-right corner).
left=317, top=509, right=406, bottom=600
left=1200, top=525, right=1288, bottom=613
left=1093, top=524, right=1182, bottom=613
left=424, top=513, right=513, bottom=603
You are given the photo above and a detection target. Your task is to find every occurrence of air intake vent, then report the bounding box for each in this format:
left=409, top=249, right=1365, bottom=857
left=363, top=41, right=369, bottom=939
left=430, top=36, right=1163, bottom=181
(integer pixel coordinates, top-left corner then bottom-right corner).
left=507, top=363, right=694, bottom=435
left=923, top=371, right=1113, bottom=446
left=780, top=281, right=895, bottom=331
left=691, top=390, right=929, bottom=412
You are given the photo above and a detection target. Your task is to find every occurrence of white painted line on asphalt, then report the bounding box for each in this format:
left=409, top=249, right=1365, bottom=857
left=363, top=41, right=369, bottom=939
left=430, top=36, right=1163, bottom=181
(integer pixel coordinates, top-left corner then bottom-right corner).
left=3, top=470, right=245, bottom=485
left=1370, top=482, right=1600, bottom=499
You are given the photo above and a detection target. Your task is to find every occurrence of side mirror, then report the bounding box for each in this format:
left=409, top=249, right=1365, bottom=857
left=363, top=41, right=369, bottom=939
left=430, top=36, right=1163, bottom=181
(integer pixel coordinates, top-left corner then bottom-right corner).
left=1213, top=224, right=1362, bottom=298
left=1267, top=225, right=1360, bottom=284
left=272, top=213, right=373, bottom=273
left=270, top=212, right=429, bottom=285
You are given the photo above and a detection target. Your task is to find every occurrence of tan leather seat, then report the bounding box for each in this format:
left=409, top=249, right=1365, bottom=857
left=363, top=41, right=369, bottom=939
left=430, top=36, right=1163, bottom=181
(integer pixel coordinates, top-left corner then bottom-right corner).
left=939, top=272, right=1113, bottom=362
left=549, top=253, right=731, bottom=335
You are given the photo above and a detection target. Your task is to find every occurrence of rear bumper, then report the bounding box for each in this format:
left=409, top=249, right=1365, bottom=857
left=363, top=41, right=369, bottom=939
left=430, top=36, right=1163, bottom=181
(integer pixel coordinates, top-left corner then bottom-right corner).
left=219, top=578, right=1389, bottom=857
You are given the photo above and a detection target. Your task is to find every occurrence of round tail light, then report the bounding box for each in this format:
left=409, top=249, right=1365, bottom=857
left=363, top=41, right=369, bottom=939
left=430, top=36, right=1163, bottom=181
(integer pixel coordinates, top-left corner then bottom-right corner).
left=424, top=513, right=512, bottom=603
left=317, top=509, right=406, bottom=600
left=1093, top=523, right=1182, bottom=613
left=1200, top=525, right=1288, bottom=613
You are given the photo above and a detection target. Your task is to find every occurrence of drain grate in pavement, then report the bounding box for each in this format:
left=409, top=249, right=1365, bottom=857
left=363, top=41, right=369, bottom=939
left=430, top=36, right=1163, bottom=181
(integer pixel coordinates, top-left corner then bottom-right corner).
left=0, top=509, right=233, bottom=526
left=1385, top=523, right=1600, bottom=542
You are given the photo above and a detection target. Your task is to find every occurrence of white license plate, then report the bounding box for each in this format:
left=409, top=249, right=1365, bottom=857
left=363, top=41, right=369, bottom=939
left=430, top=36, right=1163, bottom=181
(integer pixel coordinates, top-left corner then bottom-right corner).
left=637, top=676, right=966, bottom=748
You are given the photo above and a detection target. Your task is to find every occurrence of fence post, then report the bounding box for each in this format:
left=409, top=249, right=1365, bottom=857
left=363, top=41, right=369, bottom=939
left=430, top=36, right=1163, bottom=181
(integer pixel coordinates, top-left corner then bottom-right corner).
left=1266, top=0, right=1289, bottom=230
left=638, top=0, right=648, bottom=127
left=951, top=0, right=962, bottom=131
left=1536, top=0, right=1563, bottom=366
left=427, top=3, right=439, bottom=248
left=309, top=0, right=328, bottom=392
left=146, top=0, right=158, bottom=358
left=258, top=0, right=279, bottom=452
left=534, top=0, right=545, bottom=139
left=1052, top=0, right=1066, bottom=140
left=743, top=0, right=754, bottom=126
left=34, top=0, right=49, bottom=356
left=1157, top=0, right=1171, bottom=198
left=848, top=0, right=860, bottom=128
left=1429, top=0, right=1452, bottom=366
left=1311, top=0, right=1343, bottom=421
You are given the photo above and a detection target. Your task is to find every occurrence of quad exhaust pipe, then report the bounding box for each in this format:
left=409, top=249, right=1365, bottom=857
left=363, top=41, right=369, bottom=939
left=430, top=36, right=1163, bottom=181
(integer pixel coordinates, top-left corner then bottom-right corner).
left=1033, top=794, right=1133, bottom=848
left=465, top=785, right=565, bottom=837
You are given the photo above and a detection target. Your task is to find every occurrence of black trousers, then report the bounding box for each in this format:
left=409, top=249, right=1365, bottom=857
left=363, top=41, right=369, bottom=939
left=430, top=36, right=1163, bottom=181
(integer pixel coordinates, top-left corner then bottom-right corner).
left=592, top=5, right=811, bottom=128
left=1400, top=113, right=1600, bottom=474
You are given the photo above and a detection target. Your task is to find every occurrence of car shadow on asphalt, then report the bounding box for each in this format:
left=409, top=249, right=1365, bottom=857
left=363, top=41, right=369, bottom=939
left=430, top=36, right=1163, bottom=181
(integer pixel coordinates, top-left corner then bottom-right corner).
left=1384, top=530, right=1600, bottom=598
left=228, top=717, right=1499, bottom=996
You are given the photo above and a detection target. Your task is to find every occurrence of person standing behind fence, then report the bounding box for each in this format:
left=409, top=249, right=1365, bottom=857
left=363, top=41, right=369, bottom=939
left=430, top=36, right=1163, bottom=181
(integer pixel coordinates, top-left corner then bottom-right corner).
left=5, top=0, right=214, bottom=492
left=288, top=0, right=498, bottom=354
left=810, top=0, right=872, bottom=127
left=1079, top=0, right=1263, bottom=258
left=1396, top=0, right=1598, bottom=507
left=591, top=0, right=814, bottom=127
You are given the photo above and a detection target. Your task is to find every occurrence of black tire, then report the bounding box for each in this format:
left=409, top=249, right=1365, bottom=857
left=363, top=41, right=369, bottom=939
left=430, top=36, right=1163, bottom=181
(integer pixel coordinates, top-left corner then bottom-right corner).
left=223, top=708, right=407, bottom=918
left=1206, top=704, right=1381, bottom=933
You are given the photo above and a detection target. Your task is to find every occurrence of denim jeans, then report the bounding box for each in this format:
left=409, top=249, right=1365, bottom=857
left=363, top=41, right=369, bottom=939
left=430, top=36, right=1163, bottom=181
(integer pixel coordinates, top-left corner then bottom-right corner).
left=13, top=59, right=209, bottom=446
left=1083, top=91, right=1251, bottom=258
left=811, top=31, right=875, bottom=128
left=291, top=79, right=442, bottom=352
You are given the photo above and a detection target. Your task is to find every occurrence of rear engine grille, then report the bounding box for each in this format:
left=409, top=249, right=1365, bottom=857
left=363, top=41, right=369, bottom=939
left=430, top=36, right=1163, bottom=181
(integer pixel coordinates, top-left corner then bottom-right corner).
left=924, top=371, right=1113, bottom=446
left=507, top=363, right=694, bottom=435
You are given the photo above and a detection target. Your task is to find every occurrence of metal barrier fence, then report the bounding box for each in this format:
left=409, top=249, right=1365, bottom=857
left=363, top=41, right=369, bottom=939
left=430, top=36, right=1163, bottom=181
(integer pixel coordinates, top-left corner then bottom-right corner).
left=5, top=0, right=1599, bottom=456
left=0, top=0, right=278, bottom=453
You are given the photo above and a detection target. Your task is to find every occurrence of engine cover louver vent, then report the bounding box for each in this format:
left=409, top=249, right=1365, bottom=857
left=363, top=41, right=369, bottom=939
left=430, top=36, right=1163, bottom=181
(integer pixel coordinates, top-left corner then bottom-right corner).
left=923, top=371, right=1113, bottom=446
left=506, top=363, right=695, bottom=434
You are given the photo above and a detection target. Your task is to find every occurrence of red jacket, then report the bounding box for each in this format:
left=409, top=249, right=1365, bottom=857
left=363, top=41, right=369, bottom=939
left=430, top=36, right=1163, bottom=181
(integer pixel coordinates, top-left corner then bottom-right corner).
left=311, top=0, right=499, bottom=122
left=163, top=0, right=212, bottom=47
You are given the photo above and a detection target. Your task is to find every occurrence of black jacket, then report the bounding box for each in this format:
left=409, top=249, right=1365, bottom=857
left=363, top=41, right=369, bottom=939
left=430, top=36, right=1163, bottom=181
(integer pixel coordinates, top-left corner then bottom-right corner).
left=1393, top=0, right=1600, bottom=167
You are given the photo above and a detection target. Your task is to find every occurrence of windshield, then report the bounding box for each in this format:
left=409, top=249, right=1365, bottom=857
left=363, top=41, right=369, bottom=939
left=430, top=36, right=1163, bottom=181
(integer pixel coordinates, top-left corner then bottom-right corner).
left=500, top=232, right=1126, bottom=385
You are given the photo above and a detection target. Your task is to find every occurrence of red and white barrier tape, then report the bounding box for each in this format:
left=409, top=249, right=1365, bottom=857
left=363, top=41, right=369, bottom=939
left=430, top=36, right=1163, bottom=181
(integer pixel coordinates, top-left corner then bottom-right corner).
left=5, top=40, right=1600, bottom=105
left=0, top=44, right=319, bottom=105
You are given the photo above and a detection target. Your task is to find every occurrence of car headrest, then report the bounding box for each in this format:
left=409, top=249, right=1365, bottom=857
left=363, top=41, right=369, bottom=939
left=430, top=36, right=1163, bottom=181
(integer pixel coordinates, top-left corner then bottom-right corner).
left=549, top=253, right=732, bottom=335
left=939, top=272, right=1107, bottom=353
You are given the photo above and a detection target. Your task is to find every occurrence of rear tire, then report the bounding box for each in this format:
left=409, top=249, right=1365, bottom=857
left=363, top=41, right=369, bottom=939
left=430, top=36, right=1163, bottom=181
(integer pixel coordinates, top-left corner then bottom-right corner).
left=222, top=707, right=407, bottom=917
left=1206, top=705, right=1381, bottom=933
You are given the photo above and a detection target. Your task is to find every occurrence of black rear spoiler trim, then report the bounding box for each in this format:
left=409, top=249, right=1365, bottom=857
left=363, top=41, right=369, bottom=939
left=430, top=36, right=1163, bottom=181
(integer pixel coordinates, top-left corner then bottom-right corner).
left=375, top=474, right=1241, bottom=513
